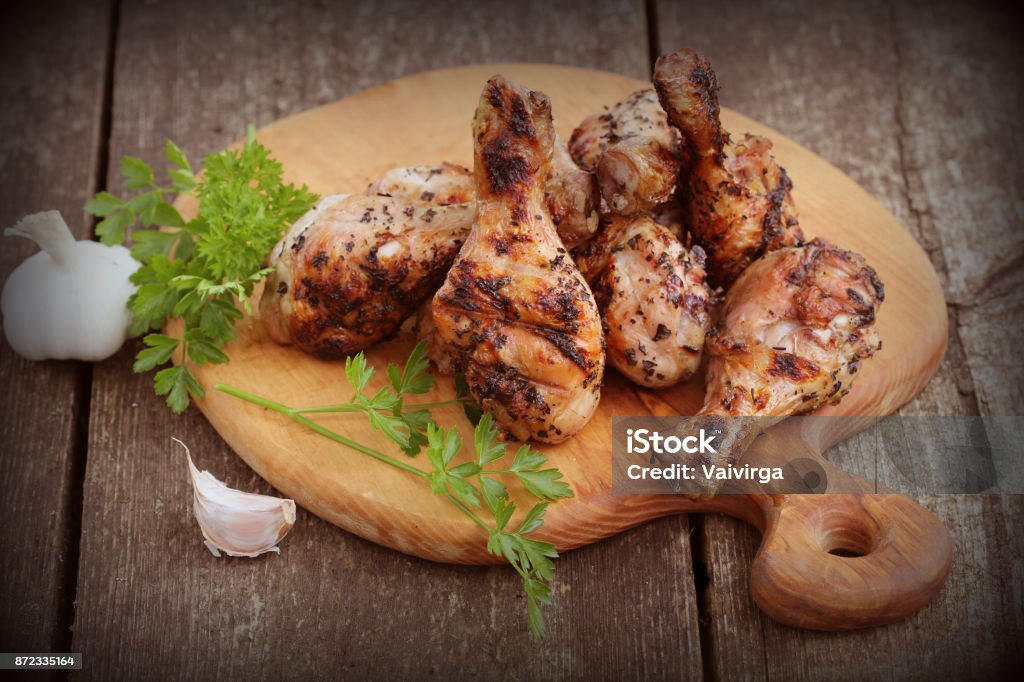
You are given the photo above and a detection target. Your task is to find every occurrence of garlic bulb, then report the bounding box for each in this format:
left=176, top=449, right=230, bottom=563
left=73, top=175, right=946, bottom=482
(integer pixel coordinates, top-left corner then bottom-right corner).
left=2, top=210, right=139, bottom=361
left=179, top=438, right=296, bottom=558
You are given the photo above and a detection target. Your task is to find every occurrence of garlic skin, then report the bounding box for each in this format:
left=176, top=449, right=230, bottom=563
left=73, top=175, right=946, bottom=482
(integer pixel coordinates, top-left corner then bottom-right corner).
left=2, top=210, right=139, bottom=361
left=179, top=438, right=296, bottom=558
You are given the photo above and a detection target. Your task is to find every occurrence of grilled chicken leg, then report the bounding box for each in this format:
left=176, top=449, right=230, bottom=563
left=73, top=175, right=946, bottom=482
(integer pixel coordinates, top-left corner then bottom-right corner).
left=701, top=238, right=884, bottom=417
left=261, top=193, right=473, bottom=357
left=577, top=214, right=710, bottom=388
left=432, top=76, right=606, bottom=443
left=672, top=238, right=885, bottom=492
left=654, top=49, right=804, bottom=286
left=570, top=89, right=681, bottom=216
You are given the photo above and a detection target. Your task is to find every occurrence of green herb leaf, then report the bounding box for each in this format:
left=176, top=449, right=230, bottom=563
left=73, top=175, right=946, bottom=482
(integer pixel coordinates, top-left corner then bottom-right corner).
left=446, top=476, right=480, bottom=508
left=474, top=413, right=505, bottom=465
left=130, top=230, right=179, bottom=261
left=510, top=444, right=548, bottom=473
left=122, top=156, right=156, bottom=190
left=84, top=191, right=124, bottom=217
left=128, top=283, right=179, bottom=334
left=367, top=409, right=411, bottom=448
left=163, top=139, right=191, bottom=171
left=133, top=334, right=180, bottom=373
left=388, top=339, right=434, bottom=395
left=95, top=209, right=134, bottom=246
left=491, top=496, right=515, bottom=532
left=454, top=374, right=483, bottom=425
left=185, top=336, right=230, bottom=365
left=154, top=364, right=203, bottom=414
left=518, top=502, right=548, bottom=535
left=169, top=168, right=196, bottom=192
left=128, top=192, right=160, bottom=226
left=480, top=475, right=508, bottom=512
left=448, top=462, right=482, bottom=478
left=514, top=468, right=574, bottom=501
left=92, top=128, right=318, bottom=413
left=344, top=352, right=372, bottom=395
left=152, top=201, right=186, bottom=228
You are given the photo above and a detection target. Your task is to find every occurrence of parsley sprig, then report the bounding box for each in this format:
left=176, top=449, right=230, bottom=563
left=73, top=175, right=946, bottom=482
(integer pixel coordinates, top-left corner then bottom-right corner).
left=86, top=128, right=318, bottom=413
left=216, top=340, right=574, bottom=639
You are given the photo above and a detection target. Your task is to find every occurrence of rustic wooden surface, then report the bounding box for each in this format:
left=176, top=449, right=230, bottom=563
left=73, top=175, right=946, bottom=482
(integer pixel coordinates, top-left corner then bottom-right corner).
left=0, top=0, right=1020, bottom=678
left=0, top=1, right=112, bottom=671
left=656, top=0, right=1024, bottom=678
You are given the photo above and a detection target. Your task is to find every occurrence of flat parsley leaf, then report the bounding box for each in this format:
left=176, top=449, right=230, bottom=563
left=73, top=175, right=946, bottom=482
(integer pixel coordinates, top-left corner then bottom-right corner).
left=218, top=343, right=575, bottom=640
left=425, top=412, right=571, bottom=639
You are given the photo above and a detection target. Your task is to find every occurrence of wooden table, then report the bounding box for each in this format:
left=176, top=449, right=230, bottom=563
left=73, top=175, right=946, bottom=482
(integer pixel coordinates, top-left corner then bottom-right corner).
left=1, top=0, right=1021, bottom=678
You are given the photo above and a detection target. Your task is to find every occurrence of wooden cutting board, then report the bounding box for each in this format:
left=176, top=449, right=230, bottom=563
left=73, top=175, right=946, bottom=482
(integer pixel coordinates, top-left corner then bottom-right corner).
left=177, top=64, right=952, bottom=631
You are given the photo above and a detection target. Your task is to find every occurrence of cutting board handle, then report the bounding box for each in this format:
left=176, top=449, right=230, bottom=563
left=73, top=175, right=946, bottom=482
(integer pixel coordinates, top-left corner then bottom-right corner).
left=747, top=493, right=952, bottom=630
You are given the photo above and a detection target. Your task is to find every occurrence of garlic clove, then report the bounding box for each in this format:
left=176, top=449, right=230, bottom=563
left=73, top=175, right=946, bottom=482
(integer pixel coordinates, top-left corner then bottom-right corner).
left=177, top=438, right=296, bottom=558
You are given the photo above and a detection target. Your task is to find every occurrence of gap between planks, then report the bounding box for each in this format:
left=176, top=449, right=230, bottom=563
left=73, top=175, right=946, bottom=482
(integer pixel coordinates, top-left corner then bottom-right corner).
left=642, top=4, right=720, bottom=678
left=56, top=0, right=122, bottom=663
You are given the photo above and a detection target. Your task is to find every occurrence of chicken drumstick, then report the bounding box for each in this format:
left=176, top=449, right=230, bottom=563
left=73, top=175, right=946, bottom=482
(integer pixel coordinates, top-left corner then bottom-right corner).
left=654, top=48, right=804, bottom=286
left=432, top=76, right=606, bottom=443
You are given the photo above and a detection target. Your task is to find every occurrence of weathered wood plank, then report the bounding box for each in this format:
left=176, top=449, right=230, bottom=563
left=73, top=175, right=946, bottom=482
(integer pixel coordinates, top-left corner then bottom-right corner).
left=891, top=0, right=1024, bottom=416
left=698, top=495, right=1023, bottom=681
left=73, top=1, right=706, bottom=678
left=0, top=0, right=112, bottom=659
left=656, top=0, right=1022, bottom=678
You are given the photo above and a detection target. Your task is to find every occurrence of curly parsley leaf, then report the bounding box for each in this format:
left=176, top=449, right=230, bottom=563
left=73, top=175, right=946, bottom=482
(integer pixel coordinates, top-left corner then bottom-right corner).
left=87, top=128, right=318, bottom=413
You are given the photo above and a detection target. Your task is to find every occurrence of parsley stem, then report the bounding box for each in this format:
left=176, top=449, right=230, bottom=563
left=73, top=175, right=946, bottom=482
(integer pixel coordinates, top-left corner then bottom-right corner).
left=215, top=383, right=429, bottom=479
left=289, top=404, right=364, bottom=415
left=442, top=492, right=491, bottom=531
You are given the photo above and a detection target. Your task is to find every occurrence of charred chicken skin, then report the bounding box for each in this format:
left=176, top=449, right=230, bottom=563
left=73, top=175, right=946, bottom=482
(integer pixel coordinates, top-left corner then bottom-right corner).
left=261, top=193, right=473, bottom=358
left=569, top=89, right=681, bottom=217
left=432, top=76, right=606, bottom=443
left=654, top=49, right=804, bottom=286
left=577, top=214, right=710, bottom=388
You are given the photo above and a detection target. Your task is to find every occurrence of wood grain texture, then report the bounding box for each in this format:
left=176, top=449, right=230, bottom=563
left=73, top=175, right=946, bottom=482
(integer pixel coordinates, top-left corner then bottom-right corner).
left=891, top=0, right=1024, bottom=416
left=71, top=1, right=707, bottom=679
left=694, top=494, right=1023, bottom=681
left=656, top=0, right=1023, bottom=677
left=0, top=0, right=111, bottom=658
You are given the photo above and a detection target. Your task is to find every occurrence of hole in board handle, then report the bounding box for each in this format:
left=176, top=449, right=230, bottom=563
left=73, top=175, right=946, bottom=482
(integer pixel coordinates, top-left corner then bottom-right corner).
left=817, top=514, right=880, bottom=559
